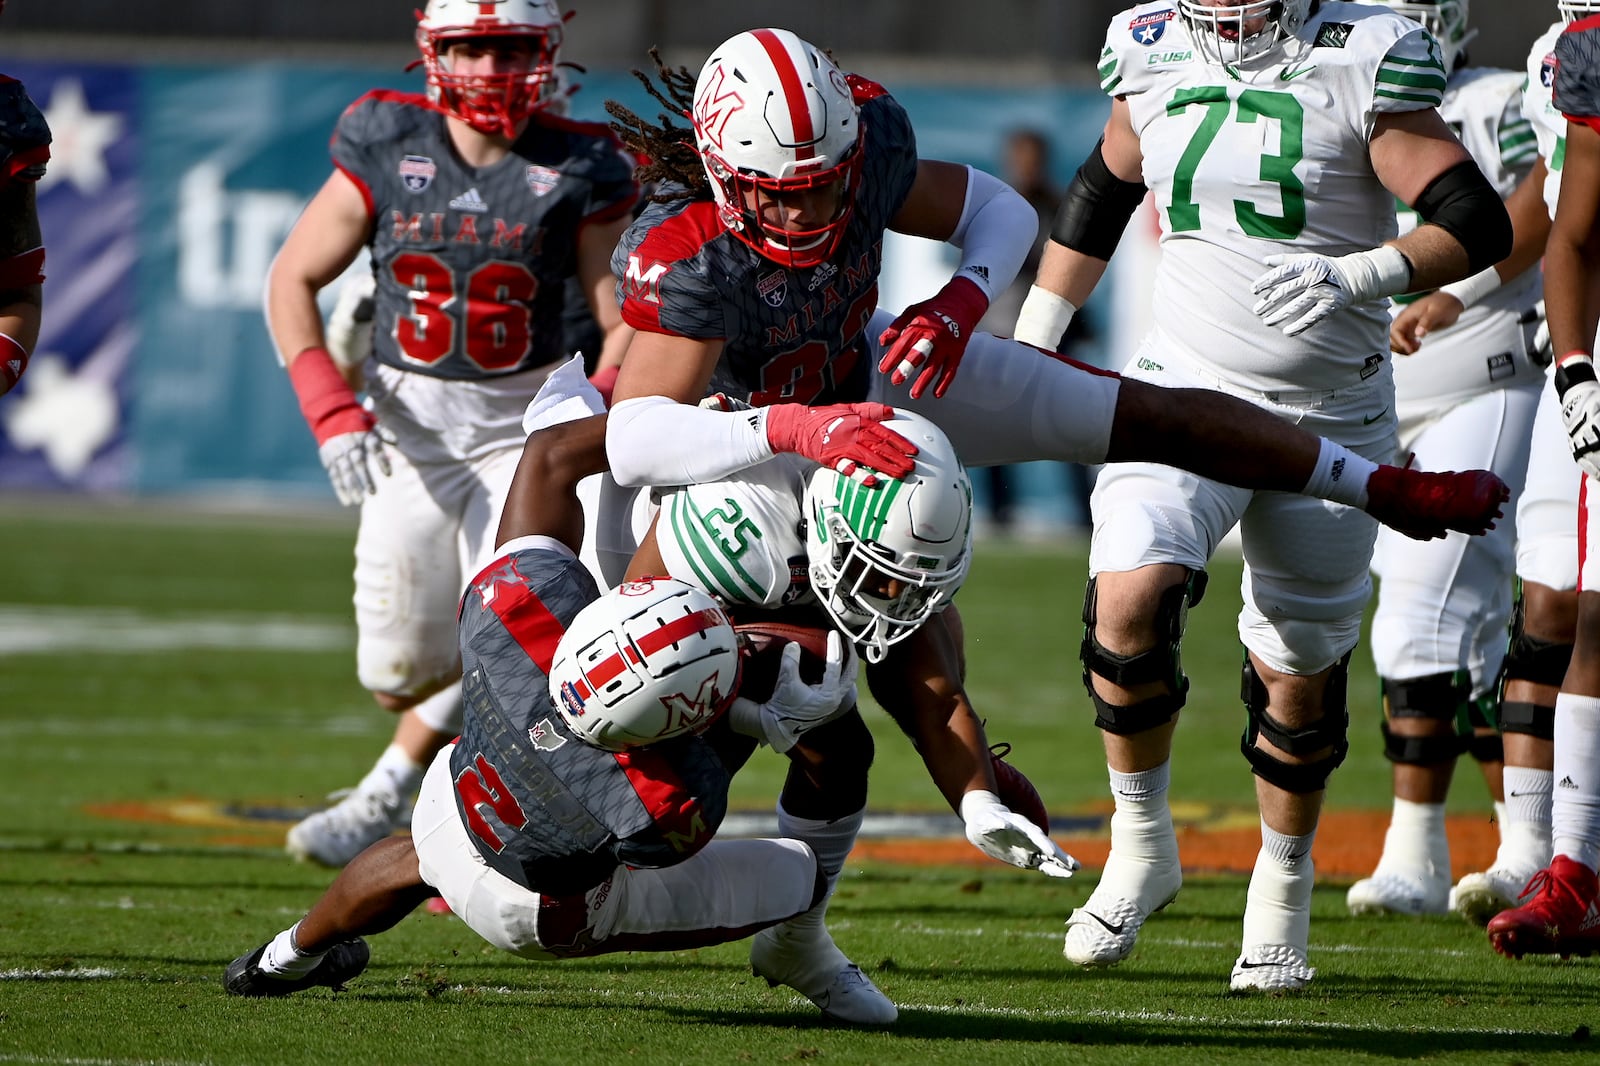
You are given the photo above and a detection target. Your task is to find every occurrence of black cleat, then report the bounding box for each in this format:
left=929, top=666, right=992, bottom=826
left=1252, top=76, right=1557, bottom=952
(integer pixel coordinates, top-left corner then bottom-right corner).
left=223, top=938, right=370, bottom=997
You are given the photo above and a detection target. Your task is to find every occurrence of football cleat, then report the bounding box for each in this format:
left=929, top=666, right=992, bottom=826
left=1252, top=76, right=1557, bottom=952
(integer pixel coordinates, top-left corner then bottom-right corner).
left=1450, top=866, right=1540, bottom=927
left=1062, top=852, right=1182, bottom=967
left=750, top=926, right=898, bottom=1025
left=1364, top=466, right=1509, bottom=542
left=1346, top=870, right=1450, bottom=916
left=286, top=787, right=408, bottom=868
left=1229, top=943, right=1315, bottom=992
left=223, top=938, right=370, bottom=997
left=1487, top=855, right=1600, bottom=959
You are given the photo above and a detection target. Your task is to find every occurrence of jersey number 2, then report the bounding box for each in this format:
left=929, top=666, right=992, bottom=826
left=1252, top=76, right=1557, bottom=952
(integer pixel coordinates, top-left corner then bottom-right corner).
left=392, top=252, right=538, bottom=371
left=1167, top=87, right=1306, bottom=240
left=454, top=752, right=528, bottom=854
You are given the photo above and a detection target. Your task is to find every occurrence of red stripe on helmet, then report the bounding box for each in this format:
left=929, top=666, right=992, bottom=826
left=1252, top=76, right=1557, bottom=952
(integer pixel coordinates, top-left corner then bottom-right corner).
left=636, top=607, right=725, bottom=658
left=750, top=28, right=816, bottom=161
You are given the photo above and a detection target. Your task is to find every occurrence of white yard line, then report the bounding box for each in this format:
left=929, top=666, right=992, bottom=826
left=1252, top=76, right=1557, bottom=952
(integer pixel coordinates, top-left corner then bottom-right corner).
left=0, top=605, right=349, bottom=656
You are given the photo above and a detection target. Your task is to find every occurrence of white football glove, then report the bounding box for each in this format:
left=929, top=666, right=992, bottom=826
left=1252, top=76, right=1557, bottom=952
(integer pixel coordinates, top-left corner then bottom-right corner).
left=959, top=789, right=1079, bottom=878
left=1251, top=246, right=1411, bottom=337
left=1557, top=355, right=1600, bottom=479
left=326, top=272, right=377, bottom=372
left=317, top=424, right=393, bottom=507
left=728, top=632, right=857, bottom=753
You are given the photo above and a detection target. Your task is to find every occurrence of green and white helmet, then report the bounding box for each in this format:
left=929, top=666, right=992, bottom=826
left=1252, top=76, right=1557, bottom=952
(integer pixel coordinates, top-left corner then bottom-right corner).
left=804, top=411, right=973, bottom=663
left=1377, top=0, right=1475, bottom=72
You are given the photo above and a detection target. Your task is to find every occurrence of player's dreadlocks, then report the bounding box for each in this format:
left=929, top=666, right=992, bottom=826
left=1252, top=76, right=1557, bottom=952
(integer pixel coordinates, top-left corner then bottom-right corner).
left=605, top=48, right=711, bottom=202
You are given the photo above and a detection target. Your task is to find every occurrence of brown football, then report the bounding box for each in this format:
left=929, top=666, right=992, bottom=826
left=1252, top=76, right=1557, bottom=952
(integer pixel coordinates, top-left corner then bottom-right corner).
left=991, top=742, right=1049, bottom=833
left=733, top=620, right=835, bottom=702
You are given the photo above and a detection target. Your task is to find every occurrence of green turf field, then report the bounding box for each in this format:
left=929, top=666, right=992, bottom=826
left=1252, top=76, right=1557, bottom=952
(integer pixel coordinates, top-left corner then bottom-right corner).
left=2, top=501, right=1595, bottom=1064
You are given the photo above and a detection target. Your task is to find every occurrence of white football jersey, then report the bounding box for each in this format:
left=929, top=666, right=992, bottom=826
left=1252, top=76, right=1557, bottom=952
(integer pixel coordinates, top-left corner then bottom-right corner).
left=1524, top=21, right=1567, bottom=217
left=1390, top=66, right=1543, bottom=403
left=1101, top=1, right=1447, bottom=393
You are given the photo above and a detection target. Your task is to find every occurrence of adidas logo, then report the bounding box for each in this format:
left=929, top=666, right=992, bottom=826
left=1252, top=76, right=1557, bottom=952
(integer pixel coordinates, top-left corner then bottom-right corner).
left=449, top=187, right=489, bottom=213
left=963, top=264, right=991, bottom=283
left=1559, top=775, right=1579, bottom=790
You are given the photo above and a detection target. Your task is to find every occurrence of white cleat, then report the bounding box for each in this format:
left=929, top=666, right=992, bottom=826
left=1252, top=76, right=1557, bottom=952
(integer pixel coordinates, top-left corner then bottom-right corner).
left=1230, top=943, right=1315, bottom=992
left=750, top=927, right=898, bottom=1026
left=1062, top=858, right=1182, bottom=967
left=1346, top=871, right=1449, bottom=916
left=1450, top=867, right=1538, bottom=926
left=285, top=787, right=406, bottom=868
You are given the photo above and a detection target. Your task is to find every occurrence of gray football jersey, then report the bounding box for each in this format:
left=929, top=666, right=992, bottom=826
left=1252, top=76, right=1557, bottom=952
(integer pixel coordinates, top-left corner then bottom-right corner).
left=451, top=546, right=730, bottom=896
left=333, top=91, right=636, bottom=380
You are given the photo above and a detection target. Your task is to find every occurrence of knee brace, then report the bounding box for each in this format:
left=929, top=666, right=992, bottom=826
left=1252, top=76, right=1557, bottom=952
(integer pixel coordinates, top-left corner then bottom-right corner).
left=1500, top=595, right=1575, bottom=690
left=1239, top=652, right=1351, bottom=794
left=1500, top=699, right=1557, bottom=740
left=1081, top=569, right=1207, bottom=736
left=1379, top=670, right=1469, bottom=766
left=1460, top=693, right=1505, bottom=763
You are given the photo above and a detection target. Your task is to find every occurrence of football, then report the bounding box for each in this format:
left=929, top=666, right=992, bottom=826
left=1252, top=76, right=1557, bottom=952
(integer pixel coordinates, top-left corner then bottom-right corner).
left=990, top=742, right=1049, bottom=833
left=733, top=619, right=836, bottom=703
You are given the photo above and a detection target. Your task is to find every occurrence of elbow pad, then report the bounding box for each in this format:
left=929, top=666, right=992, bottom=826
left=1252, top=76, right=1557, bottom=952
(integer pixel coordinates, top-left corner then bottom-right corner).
left=1412, top=160, right=1512, bottom=275
left=1050, top=138, right=1147, bottom=261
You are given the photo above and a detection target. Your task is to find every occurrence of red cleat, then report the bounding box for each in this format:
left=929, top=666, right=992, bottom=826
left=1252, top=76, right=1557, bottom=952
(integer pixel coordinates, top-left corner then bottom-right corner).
left=1486, top=856, right=1599, bottom=959
left=1365, top=466, right=1509, bottom=542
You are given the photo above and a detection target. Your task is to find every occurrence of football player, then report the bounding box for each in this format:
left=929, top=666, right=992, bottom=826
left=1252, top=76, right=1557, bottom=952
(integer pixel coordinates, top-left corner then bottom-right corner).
left=224, top=414, right=875, bottom=1022
left=602, top=28, right=1505, bottom=545
left=268, top=0, right=639, bottom=868
left=0, top=3, right=49, bottom=399
left=1345, top=0, right=1550, bottom=919
left=1449, top=0, right=1600, bottom=926
left=1488, top=7, right=1600, bottom=959
left=1013, top=0, right=1512, bottom=989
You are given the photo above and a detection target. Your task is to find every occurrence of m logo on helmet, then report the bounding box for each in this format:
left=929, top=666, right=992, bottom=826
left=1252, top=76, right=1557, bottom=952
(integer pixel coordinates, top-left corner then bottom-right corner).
left=693, top=65, right=745, bottom=151
left=658, top=675, right=728, bottom=735
left=623, top=256, right=669, bottom=305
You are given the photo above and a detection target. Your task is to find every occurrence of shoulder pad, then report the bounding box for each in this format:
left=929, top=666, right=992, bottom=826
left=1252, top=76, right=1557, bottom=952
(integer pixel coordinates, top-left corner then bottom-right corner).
left=846, top=74, right=888, bottom=104
left=1099, top=4, right=1183, bottom=97
left=1371, top=24, right=1449, bottom=112
left=333, top=90, right=437, bottom=150
left=1555, top=16, right=1600, bottom=122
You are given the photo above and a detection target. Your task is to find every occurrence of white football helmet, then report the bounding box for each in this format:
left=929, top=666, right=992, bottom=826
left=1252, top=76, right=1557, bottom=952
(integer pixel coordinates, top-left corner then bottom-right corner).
left=1377, top=0, right=1476, bottom=72
left=804, top=411, right=973, bottom=663
left=549, top=577, right=741, bottom=751
left=691, top=28, right=864, bottom=268
left=1176, top=0, right=1316, bottom=66
left=416, top=0, right=564, bottom=137
left=1560, top=0, right=1600, bottom=21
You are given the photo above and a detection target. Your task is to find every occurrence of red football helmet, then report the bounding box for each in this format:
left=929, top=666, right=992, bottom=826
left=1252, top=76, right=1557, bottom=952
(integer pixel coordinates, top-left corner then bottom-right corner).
left=416, top=0, right=565, bottom=137
left=691, top=28, right=864, bottom=269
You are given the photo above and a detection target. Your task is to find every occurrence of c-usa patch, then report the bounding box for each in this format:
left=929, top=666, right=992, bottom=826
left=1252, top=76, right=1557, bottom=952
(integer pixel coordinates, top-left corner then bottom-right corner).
left=1129, top=9, right=1173, bottom=46
left=525, top=164, right=561, bottom=197
left=1543, top=53, right=1558, bottom=89
left=757, top=269, right=788, bottom=308
left=399, top=155, right=436, bottom=193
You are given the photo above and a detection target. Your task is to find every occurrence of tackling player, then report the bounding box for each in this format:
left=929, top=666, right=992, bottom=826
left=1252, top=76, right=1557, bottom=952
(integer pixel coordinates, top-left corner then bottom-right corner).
left=1488, top=8, right=1600, bottom=959
left=224, top=414, right=875, bottom=1022
left=1346, top=0, right=1550, bottom=919
left=268, top=0, right=639, bottom=868
left=1014, top=0, right=1511, bottom=989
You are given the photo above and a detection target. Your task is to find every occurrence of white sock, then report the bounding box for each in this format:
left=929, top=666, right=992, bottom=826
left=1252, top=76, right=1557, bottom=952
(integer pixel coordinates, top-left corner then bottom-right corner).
left=1107, top=762, right=1177, bottom=864
left=356, top=744, right=425, bottom=803
left=1497, top=766, right=1553, bottom=872
left=1551, top=693, right=1600, bottom=871
left=1375, top=797, right=1448, bottom=880
left=1302, top=438, right=1378, bottom=508
left=410, top=680, right=464, bottom=733
left=774, top=802, right=864, bottom=941
left=1493, top=800, right=1509, bottom=841
left=1242, top=821, right=1315, bottom=951
left=260, top=921, right=324, bottom=977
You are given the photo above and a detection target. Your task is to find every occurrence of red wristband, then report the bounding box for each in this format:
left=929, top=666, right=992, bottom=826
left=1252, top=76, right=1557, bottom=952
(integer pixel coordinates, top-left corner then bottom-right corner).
left=287, top=346, right=372, bottom=446
left=1558, top=349, right=1594, bottom=367
left=0, top=331, right=28, bottom=395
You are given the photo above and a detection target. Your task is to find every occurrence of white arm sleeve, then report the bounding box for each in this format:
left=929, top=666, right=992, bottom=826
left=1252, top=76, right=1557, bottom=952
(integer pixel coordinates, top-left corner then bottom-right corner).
left=948, top=165, right=1037, bottom=300
left=606, top=395, right=777, bottom=488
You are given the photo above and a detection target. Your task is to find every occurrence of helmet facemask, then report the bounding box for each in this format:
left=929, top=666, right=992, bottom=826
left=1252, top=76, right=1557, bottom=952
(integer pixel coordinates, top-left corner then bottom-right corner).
left=1177, top=0, right=1315, bottom=66
left=1560, top=0, right=1600, bottom=22
left=416, top=5, right=563, bottom=138
left=703, top=136, right=864, bottom=270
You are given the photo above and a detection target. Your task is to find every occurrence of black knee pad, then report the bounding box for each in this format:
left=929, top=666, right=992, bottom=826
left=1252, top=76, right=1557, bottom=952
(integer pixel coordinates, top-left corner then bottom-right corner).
left=1239, top=652, right=1351, bottom=794
left=1500, top=700, right=1557, bottom=740
left=783, top=707, right=874, bottom=817
left=1500, top=594, right=1574, bottom=689
left=1379, top=670, right=1469, bottom=766
left=1080, top=569, right=1207, bottom=734
left=1466, top=730, right=1505, bottom=764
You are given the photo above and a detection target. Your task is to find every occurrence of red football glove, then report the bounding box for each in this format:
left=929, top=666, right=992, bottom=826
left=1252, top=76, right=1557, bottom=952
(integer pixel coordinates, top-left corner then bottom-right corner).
left=764, top=401, right=917, bottom=486
left=877, top=276, right=989, bottom=399
left=289, top=346, right=389, bottom=507
left=0, top=332, right=28, bottom=398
